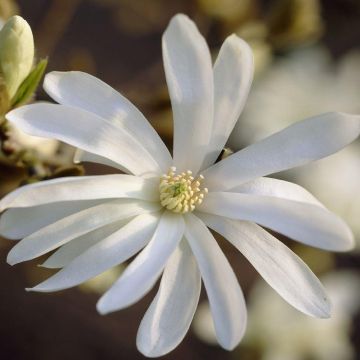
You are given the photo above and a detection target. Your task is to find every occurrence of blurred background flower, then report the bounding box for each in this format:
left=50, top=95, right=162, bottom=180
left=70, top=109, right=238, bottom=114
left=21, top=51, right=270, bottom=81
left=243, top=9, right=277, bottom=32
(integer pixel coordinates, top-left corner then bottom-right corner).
left=228, top=46, right=360, bottom=246
left=193, top=271, right=360, bottom=360
left=0, top=0, right=359, bottom=359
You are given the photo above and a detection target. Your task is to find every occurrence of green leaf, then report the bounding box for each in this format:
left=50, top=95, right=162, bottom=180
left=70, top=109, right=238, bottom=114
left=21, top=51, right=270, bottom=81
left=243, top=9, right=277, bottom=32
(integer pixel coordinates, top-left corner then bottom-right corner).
left=11, top=58, right=48, bottom=108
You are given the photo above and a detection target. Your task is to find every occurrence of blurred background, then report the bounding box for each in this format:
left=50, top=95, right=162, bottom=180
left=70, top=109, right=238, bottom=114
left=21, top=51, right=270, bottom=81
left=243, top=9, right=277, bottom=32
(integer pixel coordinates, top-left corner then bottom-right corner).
left=0, top=0, right=359, bottom=359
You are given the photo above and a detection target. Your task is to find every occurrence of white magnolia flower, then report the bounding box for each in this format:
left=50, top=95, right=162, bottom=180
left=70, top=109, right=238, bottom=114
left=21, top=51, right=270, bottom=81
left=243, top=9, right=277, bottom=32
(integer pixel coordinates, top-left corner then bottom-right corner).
left=1, top=14, right=360, bottom=357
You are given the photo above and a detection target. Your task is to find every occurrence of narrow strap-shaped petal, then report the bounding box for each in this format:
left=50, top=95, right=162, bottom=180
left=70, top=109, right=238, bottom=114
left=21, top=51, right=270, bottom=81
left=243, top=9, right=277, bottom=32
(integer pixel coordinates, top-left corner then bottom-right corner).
left=41, top=219, right=130, bottom=269
left=44, top=71, right=172, bottom=172
left=0, top=200, right=103, bottom=239
left=198, top=192, right=354, bottom=251
left=231, top=177, right=324, bottom=206
left=204, top=112, right=360, bottom=190
left=184, top=213, right=247, bottom=350
left=28, top=213, right=159, bottom=292
left=162, top=14, right=214, bottom=174
left=97, top=211, right=185, bottom=314
left=199, top=213, right=331, bottom=318
left=0, top=174, right=159, bottom=211
left=6, top=104, right=162, bottom=176
left=201, top=34, right=254, bottom=170
left=137, top=240, right=201, bottom=357
left=7, top=199, right=161, bottom=265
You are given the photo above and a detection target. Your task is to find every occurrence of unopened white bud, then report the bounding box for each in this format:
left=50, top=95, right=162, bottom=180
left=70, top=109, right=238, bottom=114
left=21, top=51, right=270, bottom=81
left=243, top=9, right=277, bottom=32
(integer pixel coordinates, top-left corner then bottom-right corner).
left=0, top=15, right=34, bottom=99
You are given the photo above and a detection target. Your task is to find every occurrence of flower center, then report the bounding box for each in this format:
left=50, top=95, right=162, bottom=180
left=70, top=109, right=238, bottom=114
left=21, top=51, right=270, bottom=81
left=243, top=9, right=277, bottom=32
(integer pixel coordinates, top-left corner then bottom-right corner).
left=159, top=167, right=208, bottom=213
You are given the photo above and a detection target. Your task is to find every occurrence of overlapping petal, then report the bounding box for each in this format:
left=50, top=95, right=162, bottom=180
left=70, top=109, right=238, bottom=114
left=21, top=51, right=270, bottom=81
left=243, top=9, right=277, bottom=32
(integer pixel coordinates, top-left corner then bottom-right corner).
left=184, top=213, right=247, bottom=350
left=162, top=14, right=213, bottom=174
left=198, top=192, right=354, bottom=251
left=41, top=219, right=130, bottom=269
left=137, top=240, right=201, bottom=357
left=204, top=112, right=360, bottom=190
left=97, top=211, right=185, bottom=314
left=44, top=71, right=172, bottom=172
left=0, top=200, right=102, bottom=239
left=73, top=150, right=128, bottom=172
left=199, top=213, right=331, bottom=318
left=6, top=104, right=162, bottom=176
left=0, top=174, right=159, bottom=211
left=202, top=34, right=254, bottom=170
left=28, top=213, right=159, bottom=292
left=7, top=199, right=160, bottom=265
left=231, top=177, right=324, bottom=206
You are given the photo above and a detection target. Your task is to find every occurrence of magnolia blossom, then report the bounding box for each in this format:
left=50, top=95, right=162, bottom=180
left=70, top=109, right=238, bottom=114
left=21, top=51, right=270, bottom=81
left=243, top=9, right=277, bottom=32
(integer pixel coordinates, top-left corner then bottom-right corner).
left=1, top=14, right=360, bottom=357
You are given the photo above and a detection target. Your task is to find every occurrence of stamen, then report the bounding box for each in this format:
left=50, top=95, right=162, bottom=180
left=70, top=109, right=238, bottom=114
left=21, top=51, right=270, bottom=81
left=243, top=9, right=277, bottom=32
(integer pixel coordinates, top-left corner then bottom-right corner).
left=159, top=167, right=208, bottom=214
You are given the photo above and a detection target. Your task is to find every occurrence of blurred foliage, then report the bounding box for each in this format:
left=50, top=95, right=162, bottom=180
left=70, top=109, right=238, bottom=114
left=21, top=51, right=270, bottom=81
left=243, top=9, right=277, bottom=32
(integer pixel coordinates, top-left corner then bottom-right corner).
left=0, top=0, right=18, bottom=20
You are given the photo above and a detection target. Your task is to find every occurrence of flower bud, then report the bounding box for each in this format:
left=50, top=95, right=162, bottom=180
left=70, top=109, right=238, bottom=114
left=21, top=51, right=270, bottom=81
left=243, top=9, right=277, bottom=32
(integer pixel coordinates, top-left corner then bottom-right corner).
left=0, top=15, right=34, bottom=99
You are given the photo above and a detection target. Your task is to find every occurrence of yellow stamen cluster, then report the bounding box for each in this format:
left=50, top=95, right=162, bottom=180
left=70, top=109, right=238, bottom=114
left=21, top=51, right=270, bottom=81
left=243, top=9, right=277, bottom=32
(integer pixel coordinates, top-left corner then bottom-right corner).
left=159, top=167, right=208, bottom=213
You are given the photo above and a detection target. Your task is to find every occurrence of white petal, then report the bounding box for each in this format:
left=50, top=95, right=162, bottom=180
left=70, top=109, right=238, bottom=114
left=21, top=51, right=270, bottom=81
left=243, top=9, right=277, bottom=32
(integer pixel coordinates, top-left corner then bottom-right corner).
left=6, top=104, right=162, bottom=176
left=198, top=192, right=354, bottom=251
left=44, top=71, right=172, bottom=172
left=162, top=14, right=213, bottom=174
left=41, top=218, right=130, bottom=269
left=74, top=149, right=128, bottom=172
left=137, top=240, right=201, bottom=357
left=97, top=211, right=185, bottom=314
left=7, top=199, right=161, bottom=265
left=184, top=213, right=246, bottom=350
left=202, top=35, right=254, bottom=170
left=0, top=200, right=102, bottom=239
left=28, top=213, right=159, bottom=292
left=199, top=213, right=331, bottom=318
left=204, top=112, right=360, bottom=190
left=0, top=174, right=158, bottom=211
left=232, top=177, right=324, bottom=206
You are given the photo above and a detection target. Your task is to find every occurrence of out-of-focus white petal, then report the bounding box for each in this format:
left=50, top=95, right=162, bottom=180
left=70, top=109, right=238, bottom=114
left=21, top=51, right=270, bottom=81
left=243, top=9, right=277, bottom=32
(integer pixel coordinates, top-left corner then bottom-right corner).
left=0, top=200, right=102, bottom=239
left=137, top=240, right=201, bottom=357
left=198, top=192, right=354, bottom=251
left=6, top=104, right=162, bottom=176
left=199, top=213, right=331, bottom=318
left=162, top=14, right=213, bottom=174
left=7, top=199, right=161, bottom=265
left=184, top=213, right=247, bottom=350
left=202, top=34, right=254, bottom=169
left=204, top=112, right=360, bottom=191
left=97, top=211, right=184, bottom=314
left=232, top=177, right=323, bottom=206
left=41, top=219, right=130, bottom=269
left=9, top=125, right=59, bottom=158
left=0, top=175, right=159, bottom=211
left=44, top=71, right=172, bottom=172
left=28, top=213, right=159, bottom=292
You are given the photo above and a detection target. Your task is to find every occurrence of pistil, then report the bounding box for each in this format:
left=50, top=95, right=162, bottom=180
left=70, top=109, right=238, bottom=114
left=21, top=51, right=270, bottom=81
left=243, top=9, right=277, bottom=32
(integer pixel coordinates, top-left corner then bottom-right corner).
left=159, top=167, right=208, bottom=213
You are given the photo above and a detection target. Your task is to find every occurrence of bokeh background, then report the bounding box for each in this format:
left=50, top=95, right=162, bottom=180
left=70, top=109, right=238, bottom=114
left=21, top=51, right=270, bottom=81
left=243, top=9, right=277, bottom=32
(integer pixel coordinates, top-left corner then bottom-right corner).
left=0, top=0, right=360, bottom=359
